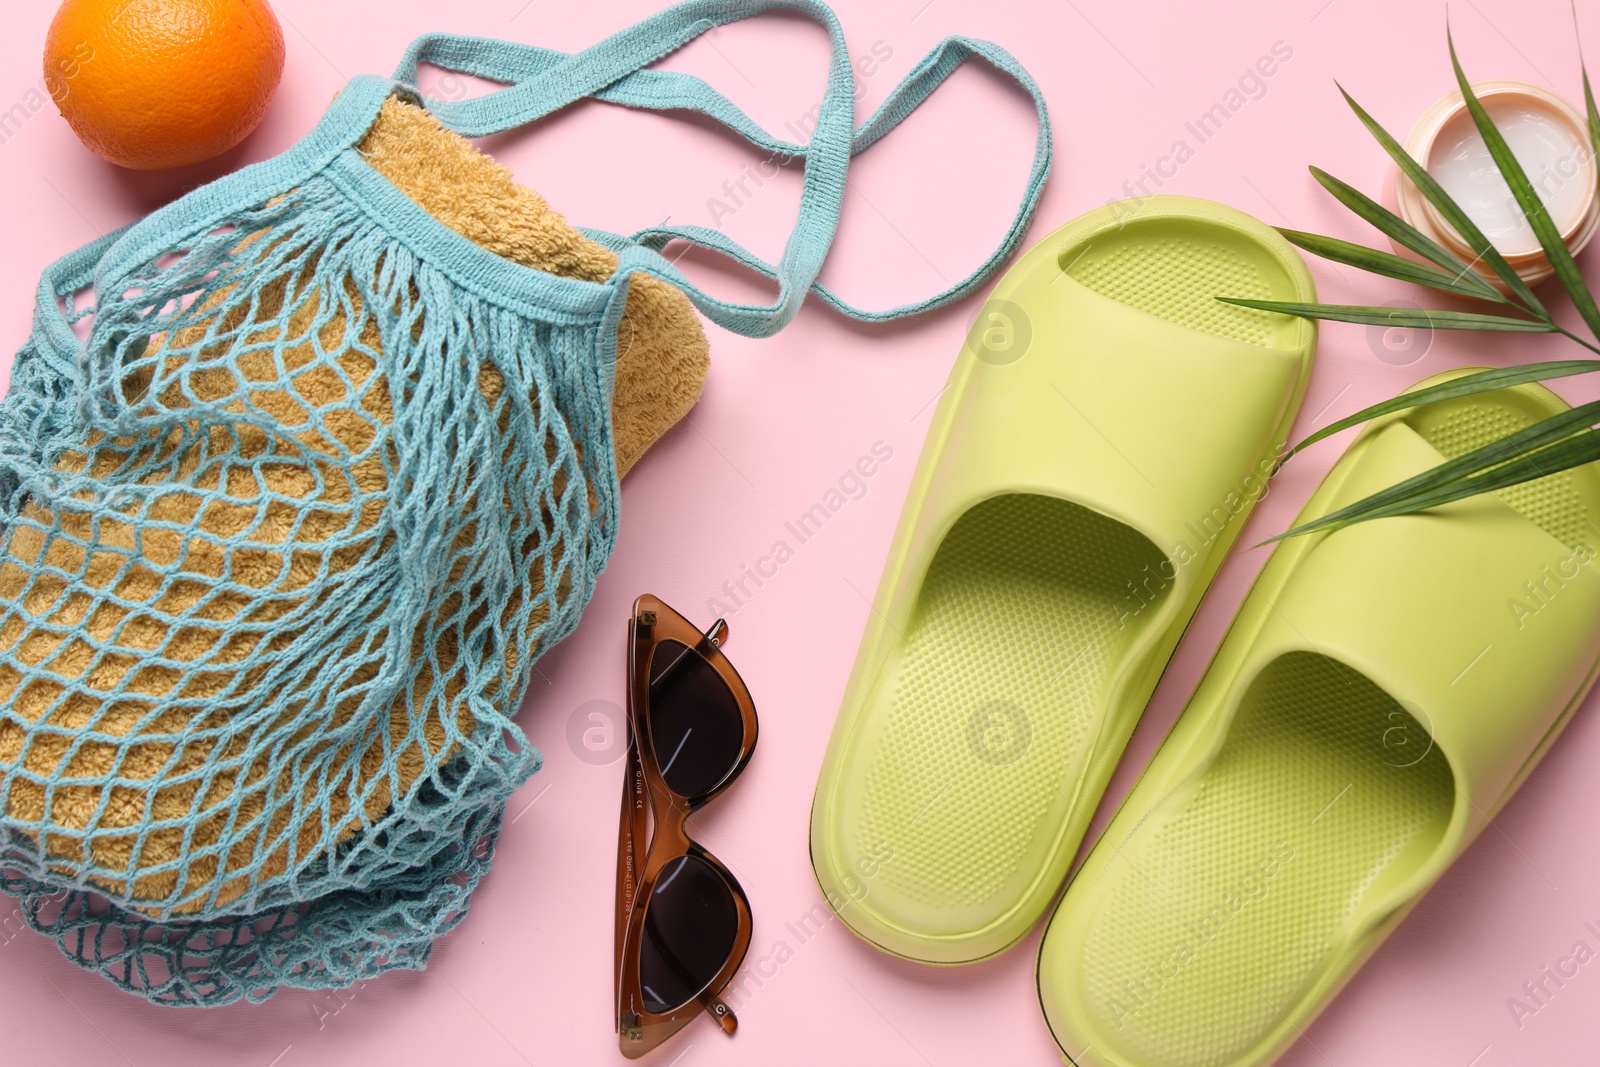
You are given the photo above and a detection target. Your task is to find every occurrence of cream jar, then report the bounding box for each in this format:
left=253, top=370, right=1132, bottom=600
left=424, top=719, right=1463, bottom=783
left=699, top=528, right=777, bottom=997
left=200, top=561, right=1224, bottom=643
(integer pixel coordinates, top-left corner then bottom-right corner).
left=1395, top=80, right=1598, bottom=289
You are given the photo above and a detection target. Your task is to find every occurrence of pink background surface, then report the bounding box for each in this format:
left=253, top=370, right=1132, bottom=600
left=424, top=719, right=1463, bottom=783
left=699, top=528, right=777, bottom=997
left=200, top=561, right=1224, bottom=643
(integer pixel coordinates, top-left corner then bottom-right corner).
left=2, top=0, right=1600, bottom=1064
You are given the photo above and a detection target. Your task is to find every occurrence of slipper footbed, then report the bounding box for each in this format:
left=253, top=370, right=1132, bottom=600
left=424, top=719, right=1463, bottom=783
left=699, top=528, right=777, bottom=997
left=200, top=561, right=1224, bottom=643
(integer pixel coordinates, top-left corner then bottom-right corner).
left=1056, top=388, right=1598, bottom=1067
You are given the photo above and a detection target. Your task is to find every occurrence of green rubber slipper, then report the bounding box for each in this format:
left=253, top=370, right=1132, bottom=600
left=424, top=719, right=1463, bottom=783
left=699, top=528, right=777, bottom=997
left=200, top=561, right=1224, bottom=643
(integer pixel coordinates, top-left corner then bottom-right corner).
left=1037, top=370, right=1600, bottom=1067
left=808, top=197, right=1317, bottom=964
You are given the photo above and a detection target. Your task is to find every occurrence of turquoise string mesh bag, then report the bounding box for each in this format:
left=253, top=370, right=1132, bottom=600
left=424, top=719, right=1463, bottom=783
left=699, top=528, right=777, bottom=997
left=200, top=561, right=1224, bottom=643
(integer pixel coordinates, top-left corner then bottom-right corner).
left=0, top=0, right=1049, bottom=1005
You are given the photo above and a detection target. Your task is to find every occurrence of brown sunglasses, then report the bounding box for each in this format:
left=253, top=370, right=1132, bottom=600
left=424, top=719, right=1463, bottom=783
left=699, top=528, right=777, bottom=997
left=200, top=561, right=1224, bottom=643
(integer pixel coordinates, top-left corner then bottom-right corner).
left=615, top=595, right=758, bottom=1058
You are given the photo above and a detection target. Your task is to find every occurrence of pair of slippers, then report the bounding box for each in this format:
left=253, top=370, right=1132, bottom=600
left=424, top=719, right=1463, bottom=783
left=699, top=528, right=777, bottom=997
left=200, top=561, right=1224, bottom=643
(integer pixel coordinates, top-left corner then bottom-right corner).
left=810, top=196, right=1600, bottom=1067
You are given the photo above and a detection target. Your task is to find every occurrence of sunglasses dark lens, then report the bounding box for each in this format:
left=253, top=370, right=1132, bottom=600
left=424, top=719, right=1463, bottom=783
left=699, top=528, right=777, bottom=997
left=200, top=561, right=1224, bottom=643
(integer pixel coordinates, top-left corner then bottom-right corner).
left=648, top=638, right=744, bottom=798
left=638, top=854, right=740, bottom=1013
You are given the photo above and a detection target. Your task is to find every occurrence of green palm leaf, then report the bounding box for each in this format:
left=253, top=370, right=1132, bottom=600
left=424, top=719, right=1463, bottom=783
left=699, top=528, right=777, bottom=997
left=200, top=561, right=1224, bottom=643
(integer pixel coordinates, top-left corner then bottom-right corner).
left=1220, top=26, right=1600, bottom=539
left=1304, top=166, right=1504, bottom=301
left=1448, top=29, right=1600, bottom=340
left=1275, top=227, right=1509, bottom=300
left=1338, top=84, right=1547, bottom=316
left=1279, top=360, right=1600, bottom=463
left=1588, top=65, right=1600, bottom=162
left=1585, top=59, right=1600, bottom=171
left=1268, top=398, right=1600, bottom=541
left=1276, top=425, right=1600, bottom=541
left=1218, top=298, right=1552, bottom=332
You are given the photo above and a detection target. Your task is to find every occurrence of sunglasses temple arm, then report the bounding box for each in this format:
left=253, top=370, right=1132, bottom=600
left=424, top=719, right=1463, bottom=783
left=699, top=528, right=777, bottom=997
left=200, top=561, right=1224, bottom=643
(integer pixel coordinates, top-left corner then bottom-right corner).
left=692, top=618, right=737, bottom=1035
left=645, top=618, right=731, bottom=695
left=701, top=992, right=738, bottom=1034
left=615, top=734, right=647, bottom=1023
left=639, top=885, right=741, bottom=1036
left=704, top=618, right=728, bottom=649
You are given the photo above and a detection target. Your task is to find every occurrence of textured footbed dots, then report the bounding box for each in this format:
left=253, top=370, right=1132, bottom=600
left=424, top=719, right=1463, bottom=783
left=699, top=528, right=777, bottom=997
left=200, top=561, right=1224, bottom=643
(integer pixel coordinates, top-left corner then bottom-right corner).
left=1077, top=653, right=1454, bottom=1067
left=1069, top=395, right=1592, bottom=1067
left=846, top=217, right=1297, bottom=945
left=858, top=495, right=1169, bottom=922
left=1065, top=223, right=1283, bottom=347
left=1406, top=397, right=1594, bottom=553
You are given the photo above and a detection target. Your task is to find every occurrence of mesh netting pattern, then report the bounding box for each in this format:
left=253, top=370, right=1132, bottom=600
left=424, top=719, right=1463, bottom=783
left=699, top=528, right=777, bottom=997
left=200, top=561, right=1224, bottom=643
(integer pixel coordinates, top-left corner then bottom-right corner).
left=0, top=802, right=501, bottom=1005
left=0, top=168, right=618, bottom=1003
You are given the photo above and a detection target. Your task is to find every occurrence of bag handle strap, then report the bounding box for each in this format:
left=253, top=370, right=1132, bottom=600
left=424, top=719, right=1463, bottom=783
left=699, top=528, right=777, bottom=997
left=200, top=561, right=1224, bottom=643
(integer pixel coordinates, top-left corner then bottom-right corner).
left=392, top=0, right=1050, bottom=337
left=33, top=226, right=130, bottom=361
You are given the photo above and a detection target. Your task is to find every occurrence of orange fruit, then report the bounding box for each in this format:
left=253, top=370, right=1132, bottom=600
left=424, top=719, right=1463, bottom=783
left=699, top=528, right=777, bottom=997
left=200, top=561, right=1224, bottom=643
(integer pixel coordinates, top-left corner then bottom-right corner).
left=45, top=0, right=285, bottom=170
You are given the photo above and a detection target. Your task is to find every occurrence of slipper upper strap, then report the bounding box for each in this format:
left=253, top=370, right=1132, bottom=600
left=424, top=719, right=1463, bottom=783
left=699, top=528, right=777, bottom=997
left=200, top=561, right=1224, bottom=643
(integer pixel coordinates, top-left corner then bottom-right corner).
left=907, top=266, right=1304, bottom=608
left=1240, top=420, right=1600, bottom=813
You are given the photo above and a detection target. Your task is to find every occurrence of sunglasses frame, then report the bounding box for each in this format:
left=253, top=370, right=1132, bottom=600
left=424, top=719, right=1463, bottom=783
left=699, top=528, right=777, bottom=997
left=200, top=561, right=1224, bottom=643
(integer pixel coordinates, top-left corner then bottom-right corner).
left=615, top=594, right=758, bottom=1059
